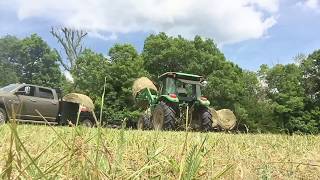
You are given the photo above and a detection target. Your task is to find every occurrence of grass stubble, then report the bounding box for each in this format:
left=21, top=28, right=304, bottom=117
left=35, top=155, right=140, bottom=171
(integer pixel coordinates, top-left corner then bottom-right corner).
left=0, top=121, right=319, bottom=179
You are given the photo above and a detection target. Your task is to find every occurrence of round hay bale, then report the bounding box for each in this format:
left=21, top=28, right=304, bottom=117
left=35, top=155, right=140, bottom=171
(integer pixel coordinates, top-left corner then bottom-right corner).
left=63, top=93, right=95, bottom=111
left=217, top=109, right=237, bottom=130
left=132, top=77, right=157, bottom=98
left=209, top=108, right=219, bottom=128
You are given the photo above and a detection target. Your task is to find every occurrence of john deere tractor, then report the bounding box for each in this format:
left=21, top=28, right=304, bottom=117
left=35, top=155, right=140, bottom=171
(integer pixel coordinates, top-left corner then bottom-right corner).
left=133, top=72, right=213, bottom=131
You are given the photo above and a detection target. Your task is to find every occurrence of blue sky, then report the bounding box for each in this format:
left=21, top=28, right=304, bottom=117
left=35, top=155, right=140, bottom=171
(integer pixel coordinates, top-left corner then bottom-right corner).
left=0, top=0, right=319, bottom=71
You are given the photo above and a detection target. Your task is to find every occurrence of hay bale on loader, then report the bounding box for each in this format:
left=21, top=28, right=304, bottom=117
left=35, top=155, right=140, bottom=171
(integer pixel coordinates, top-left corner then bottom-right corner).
left=132, top=77, right=158, bottom=98
left=132, top=77, right=158, bottom=109
left=216, top=109, right=237, bottom=130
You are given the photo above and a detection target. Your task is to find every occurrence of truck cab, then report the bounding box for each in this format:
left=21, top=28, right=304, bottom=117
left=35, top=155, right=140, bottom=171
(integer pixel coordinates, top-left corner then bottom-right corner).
left=0, top=84, right=60, bottom=124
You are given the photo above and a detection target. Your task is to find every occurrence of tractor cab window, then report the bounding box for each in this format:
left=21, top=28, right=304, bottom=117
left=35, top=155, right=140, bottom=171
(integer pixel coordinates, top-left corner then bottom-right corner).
left=176, top=80, right=197, bottom=98
left=187, top=84, right=197, bottom=97
left=164, top=77, right=201, bottom=98
left=195, top=85, right=201, bottom=97
left=164, top=78, right=176, bottom=95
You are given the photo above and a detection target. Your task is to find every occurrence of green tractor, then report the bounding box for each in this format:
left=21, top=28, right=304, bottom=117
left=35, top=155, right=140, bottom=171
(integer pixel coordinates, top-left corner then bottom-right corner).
left=133, top=72, right=213, bottom=131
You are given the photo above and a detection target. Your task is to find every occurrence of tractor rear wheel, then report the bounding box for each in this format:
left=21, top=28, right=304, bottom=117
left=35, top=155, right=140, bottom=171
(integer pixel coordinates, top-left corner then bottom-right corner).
left=152, top=102, right=175, bottom=130
left=199, top=108, right=213, bottom=131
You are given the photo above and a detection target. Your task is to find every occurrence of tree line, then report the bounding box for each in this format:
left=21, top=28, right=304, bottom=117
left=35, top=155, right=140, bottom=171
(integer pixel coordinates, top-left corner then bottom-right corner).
left=0, top=32, right=319, bottom=133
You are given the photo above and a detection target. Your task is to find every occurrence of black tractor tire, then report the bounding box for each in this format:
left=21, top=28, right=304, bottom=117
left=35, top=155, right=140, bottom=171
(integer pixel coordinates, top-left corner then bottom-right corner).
left=199, top=108, right=213, bottom=132
left=137, top=115, right=151, bottom=130
left=0, top=108, right=7, bottom=125
left=80, top=119, right=94, bottom=127
left=152, top=101, right=176, bottom=130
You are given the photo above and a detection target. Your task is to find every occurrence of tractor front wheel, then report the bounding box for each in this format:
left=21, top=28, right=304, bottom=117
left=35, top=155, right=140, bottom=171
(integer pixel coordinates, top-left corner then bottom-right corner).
left=80, top=119, right=94, bottom=127
left=0, top=108, right=7, bottom=125
left=152, top=102, right=175, bottom=130
left=199, top=108, right=213, bottom=131
left=137, top=114, right=151, bottom=130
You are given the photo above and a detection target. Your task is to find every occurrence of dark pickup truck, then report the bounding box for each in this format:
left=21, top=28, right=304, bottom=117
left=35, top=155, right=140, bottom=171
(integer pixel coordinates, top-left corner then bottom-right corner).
left=0, top=83, right=95, bottom=126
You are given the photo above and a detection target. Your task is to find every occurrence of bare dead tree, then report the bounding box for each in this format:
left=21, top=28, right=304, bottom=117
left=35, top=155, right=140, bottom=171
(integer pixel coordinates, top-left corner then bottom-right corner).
left=50, top=27, right=88, bottom=72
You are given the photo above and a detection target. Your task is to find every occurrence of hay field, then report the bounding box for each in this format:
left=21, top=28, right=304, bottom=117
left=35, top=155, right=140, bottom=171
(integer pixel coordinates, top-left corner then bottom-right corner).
left=0, top=124, right=319, bottom=179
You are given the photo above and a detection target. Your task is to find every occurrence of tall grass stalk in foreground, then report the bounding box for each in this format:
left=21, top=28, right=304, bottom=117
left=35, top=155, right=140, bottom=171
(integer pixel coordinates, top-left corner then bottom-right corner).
left=94, top=76, right=108, bottom=178
left=2, top=105, right=47, bottom=179
left=182, top=136, right=207, bottom=180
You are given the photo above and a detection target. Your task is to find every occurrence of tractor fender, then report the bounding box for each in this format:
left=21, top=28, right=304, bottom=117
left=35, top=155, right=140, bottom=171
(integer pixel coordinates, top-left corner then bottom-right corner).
left=159, top=95, right=179, bottom=103
left=197, top=97, right=210, bottom=107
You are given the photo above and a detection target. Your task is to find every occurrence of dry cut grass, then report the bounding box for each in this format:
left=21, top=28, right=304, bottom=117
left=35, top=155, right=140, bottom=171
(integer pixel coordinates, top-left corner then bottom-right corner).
left=0, top=123, right=319, bottom=179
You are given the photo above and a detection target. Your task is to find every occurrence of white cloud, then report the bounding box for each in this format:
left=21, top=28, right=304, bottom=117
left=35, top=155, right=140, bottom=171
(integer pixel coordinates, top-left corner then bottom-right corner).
left=88, top=32, right=118, bottom=41
left=305, top=0, right=320, bottom=9
left=296, top=0, right=320, bottom=12
left=6, top=0, right=279, bottom=44
left=249, top=0, right=279, bottom=13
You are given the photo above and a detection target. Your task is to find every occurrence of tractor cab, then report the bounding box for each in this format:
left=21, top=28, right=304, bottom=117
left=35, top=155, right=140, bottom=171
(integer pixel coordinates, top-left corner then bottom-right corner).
left=158, top=72, right=209, bottom=106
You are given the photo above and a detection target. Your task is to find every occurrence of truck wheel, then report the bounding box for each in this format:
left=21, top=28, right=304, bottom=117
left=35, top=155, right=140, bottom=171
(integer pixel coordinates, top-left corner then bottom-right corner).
left=199, top=108, right=213, bottom=131
left=0, top=108, right=7, bottom=125
left=80, top=119, right=93, bottom=127
left=152, top=102, right=175, bottom=130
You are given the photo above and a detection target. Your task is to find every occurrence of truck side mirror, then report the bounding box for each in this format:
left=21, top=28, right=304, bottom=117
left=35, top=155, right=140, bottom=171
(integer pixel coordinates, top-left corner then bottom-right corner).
left=25, top=86, right=31, bottom=95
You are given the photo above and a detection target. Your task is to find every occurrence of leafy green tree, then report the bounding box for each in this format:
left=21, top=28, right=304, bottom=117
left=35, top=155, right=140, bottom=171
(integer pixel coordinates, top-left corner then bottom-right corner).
left=17, top=34, right=64, bottom=88
left=72, top=49, right=113, bottom=123
left=109, top=44, right=139, bottom=63
left=260, top=64, right=318, bottom=133
left=300, top=50, right=320, bottom=132
left=72, top=49, right=110, bottom=98
left=73, top=44, right=148, bottom=124
left=0, top=34, right=64, bottom=88
left=0, top=62, right=18, bottom=87
left=301, top=50, right=320, bottom=104
left=143, top=33, right=195, bottom=78
left=106, top=44, right=148, bottom=122
left=0, top=35, right=21, bottom=63
left=232, top=71, right=276, bottom=133
left=0, top=36, right=20, bottom=86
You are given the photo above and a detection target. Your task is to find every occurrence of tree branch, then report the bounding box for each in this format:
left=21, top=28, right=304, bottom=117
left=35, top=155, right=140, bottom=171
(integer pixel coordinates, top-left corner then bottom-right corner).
left=50, top=27, right=87, bottom=73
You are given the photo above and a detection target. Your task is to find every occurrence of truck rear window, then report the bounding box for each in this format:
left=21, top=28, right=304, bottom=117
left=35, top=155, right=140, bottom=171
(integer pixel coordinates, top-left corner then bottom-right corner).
left=38, top=88, right=54, bottom=99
